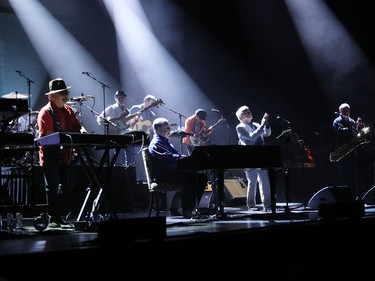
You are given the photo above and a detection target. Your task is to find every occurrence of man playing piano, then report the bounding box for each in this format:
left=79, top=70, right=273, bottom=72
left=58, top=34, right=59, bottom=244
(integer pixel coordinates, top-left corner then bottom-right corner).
left=149, top=117, right=207, bottom=218
left=235, top=105, right=272, bottom=212
left=37, top=78, right=83, bottom=228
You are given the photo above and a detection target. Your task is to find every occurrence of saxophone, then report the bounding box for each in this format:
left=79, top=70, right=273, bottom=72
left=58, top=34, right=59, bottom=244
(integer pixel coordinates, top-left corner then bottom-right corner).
left=329, top=127, right=370, bottom=162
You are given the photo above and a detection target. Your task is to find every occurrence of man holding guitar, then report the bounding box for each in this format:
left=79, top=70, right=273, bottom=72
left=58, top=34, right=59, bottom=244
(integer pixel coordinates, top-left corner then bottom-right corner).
left=127, top=94, right=163, bottom=182
left=96, top=90, right=131, bottom=166
left=182, top=109, right=225, bottom=155
left=128, top=94, right=162, bottom=137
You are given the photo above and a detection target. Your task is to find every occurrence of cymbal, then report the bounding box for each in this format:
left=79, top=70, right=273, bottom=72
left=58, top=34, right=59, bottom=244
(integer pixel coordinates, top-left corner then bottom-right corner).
left=70, top=95, right=95, bottom=102
left=2, top=92, right=30, bottom=99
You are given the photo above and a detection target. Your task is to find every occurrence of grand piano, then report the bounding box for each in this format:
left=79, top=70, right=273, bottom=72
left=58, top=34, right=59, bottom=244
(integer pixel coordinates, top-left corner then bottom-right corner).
left=177, top=145, right=283, bottom=217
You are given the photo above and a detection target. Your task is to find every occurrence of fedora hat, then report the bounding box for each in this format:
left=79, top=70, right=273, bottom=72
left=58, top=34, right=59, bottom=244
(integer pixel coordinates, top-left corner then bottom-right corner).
left=45, top=78, right=72, bottom=95
left=114, top=90, right=127, bottom=97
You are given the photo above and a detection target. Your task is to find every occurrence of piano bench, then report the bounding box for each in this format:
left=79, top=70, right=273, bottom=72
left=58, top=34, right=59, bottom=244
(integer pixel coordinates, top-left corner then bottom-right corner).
left=148, top=183, right=183, bottom=217
left=142, top=147, right=184, bottom=217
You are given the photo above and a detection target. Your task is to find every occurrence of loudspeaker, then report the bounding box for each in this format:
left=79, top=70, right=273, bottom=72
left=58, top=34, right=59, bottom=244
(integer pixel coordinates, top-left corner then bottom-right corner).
left=307, top=186, right=355, bottom=210
left=224, top=178, right=247, bottom=206
left=196, top=191, right=215, bottom=214
left=362, top=186, right=375, bottom=205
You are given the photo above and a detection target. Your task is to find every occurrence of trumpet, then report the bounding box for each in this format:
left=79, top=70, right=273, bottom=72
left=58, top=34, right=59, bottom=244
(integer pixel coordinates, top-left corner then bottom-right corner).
left=329, top=127, right=370, bottom=162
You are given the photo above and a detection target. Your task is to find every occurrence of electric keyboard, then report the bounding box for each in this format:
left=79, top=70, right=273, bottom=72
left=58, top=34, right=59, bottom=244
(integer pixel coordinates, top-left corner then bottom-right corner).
left=36, top=131, right=150, bottom=147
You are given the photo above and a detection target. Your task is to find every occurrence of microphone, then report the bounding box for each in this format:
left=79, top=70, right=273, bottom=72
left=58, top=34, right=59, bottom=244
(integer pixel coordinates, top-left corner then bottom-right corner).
left=15, top=70, right=22, bottom=74
left=169, top=130, right=193, bottom=138
left=211, top=109, right=220, bottom=113
left=276, top=116, right=291, bottom=125
left=334, top=112, right=340, bottom=117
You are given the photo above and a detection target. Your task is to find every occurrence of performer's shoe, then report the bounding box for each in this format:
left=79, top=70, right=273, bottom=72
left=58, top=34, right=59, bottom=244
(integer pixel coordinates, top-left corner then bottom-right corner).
left=183, top=209, right=194, bottom=219
left=48, top=221, right=61, bottom=228
left=50, top=216, right=70, bottom=226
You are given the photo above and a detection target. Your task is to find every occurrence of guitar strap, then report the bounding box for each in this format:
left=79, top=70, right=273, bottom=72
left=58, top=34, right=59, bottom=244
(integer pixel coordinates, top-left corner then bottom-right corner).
left=47, top=104, right=61, bottom=132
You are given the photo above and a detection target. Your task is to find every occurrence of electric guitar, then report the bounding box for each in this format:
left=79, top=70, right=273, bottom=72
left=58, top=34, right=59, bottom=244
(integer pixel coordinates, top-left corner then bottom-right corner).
left=109, top=99, right=163, bottom=134
left=189, top=118, right=226, bottom=146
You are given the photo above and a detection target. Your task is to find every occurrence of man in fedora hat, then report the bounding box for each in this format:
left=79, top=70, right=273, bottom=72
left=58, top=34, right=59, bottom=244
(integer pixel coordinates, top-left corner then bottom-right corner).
left=37, top=78, right=83, bottom=227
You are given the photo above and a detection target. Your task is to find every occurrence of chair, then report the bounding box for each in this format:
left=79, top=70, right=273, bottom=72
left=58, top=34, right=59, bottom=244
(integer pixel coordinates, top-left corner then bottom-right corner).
left=142, top=148, right=184, bottom=217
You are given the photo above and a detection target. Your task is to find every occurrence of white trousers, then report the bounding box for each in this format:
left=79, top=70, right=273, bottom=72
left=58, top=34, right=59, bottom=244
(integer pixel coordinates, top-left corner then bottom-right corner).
left=245, top=168, right=271, bottom=208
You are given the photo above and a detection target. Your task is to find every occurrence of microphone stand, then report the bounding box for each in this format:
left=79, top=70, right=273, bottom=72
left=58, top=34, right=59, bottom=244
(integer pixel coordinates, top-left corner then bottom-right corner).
left=82, top=72, right=112, bottom=167
left=82, top=72, right=111, bottom=135
left=212, top=110, right=230, bottom=144
left=16, top=71, right=35, bottom=131
left=160, top=103, right=187, bottom=154
left=276, top=123, right=294, bottom=214
left=79, top=102, right=117, bottom=129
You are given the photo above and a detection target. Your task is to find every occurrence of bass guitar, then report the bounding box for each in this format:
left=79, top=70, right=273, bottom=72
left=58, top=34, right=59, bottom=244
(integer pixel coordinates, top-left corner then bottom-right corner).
left=109, top=99, right=163, bottom=134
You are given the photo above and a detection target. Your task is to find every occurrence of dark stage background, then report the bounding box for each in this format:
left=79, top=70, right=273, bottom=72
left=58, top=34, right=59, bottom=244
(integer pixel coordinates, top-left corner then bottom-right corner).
left=0, top=0, right=374, bottom=204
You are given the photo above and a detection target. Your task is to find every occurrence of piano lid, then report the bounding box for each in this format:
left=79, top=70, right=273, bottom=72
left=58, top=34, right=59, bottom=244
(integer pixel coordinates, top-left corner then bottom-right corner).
left=177, top=144, right=282, bottom=171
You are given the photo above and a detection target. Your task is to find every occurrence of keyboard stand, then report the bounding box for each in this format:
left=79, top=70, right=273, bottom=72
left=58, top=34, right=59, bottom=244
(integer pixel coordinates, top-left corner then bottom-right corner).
left=74, top=146, right=120, bottom=230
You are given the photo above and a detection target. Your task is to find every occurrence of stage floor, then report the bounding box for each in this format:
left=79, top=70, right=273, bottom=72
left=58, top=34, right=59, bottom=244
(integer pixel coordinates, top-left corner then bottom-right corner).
left=1, top=202, right=375, bottom=279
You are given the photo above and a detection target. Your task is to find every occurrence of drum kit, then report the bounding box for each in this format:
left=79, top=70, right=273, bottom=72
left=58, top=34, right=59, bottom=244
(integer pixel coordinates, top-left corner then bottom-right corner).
left=1, top=91, right=29, bottom=99
left=66, top=94, right=95, bottom=125
left=1, top=92, right=94, bottom=134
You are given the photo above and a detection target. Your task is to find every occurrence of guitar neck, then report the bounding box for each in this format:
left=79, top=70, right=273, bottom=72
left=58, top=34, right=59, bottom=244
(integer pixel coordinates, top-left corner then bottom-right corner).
left=209, top=118, right=225, bottom=130
left=125, top=99, right=162, bottom=122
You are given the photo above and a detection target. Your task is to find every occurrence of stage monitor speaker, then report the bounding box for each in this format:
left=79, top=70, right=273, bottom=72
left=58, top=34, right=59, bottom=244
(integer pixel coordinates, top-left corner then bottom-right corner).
left=307, top=186, right=355, bottom=210
left=224, top=178, right=247, bottom=206
left=362, top=186, right=375, bottom=205
left=196, top=191, right=216, bottom=214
